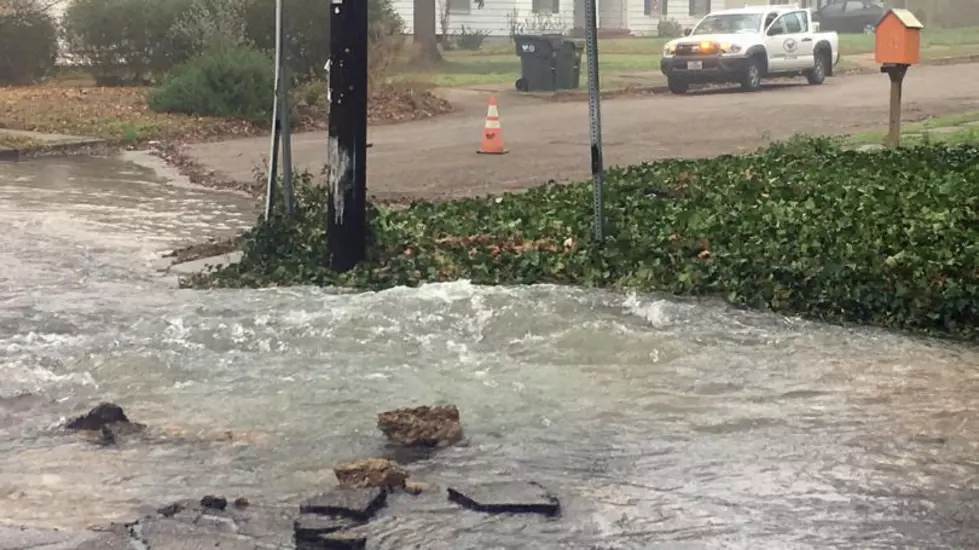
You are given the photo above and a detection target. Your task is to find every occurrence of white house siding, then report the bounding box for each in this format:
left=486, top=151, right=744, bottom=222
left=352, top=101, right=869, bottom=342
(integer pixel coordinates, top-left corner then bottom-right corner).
left=598, top=0, right=629, bottom=29
left=394, top=0, right=731, bottom=39
left=625, top=0, right=724, bottom=35
left=395, top=0, right=574, bottom=37
left=627, top=0, right=665, bottom=36
left=661, top=0, right=717, bottom=27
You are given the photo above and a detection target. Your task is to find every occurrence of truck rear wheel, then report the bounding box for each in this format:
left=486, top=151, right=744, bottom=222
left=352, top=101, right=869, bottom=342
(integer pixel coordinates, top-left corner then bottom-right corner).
left=806, top=51, right=829, bottom=85
left=740, top=57, right=763, bottom=92
left=668, top=78, right=689, bottom=94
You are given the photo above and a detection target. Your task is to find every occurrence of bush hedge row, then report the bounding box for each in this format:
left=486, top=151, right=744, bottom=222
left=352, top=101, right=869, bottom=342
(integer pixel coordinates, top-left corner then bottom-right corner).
left=0, top=0, right=58, bottom=85
left=61, top=0, right=404, bottom=85
left=185, top=138, right=979, bottom=341
left=147, top=45, right=275, bottom=123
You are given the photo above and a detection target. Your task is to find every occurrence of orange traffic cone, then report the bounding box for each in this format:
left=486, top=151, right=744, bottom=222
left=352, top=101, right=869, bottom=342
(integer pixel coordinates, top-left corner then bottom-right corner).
left=477, top=96, right=508, bottom=155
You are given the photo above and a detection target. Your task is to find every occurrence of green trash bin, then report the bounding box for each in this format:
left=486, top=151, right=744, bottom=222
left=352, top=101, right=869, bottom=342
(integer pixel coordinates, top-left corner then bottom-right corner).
left=554, top=40, right=582, bottom=90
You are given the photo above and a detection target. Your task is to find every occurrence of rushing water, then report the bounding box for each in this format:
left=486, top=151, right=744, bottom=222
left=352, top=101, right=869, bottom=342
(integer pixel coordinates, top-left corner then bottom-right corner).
left=2, top=154, right=979, bottom=549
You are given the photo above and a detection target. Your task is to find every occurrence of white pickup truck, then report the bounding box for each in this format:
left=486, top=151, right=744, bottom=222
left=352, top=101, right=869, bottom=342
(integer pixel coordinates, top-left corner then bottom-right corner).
left=660, top=5, right=840, bottom=94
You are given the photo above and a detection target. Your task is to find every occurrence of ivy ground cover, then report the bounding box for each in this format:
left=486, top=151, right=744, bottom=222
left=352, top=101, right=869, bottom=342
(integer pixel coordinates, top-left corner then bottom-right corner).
left=186, top=138, right=979, bottom=341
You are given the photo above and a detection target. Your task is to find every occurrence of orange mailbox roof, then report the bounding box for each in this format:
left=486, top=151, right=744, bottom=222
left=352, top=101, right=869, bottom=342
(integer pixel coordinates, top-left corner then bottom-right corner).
left=877, top=8, right=924, bottom=29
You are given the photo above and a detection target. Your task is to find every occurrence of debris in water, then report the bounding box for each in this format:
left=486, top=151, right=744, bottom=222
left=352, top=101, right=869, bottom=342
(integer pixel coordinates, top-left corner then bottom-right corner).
left=65, top=402, right=143, bottom=431
left=333, top=457, right=408, bottom=490
left=157, top=502, right=184, bottom=518
left=300, top=488, right=387, bottom=522
left=376, top=404, right=463, bottom=447
left=97, top=425, right=116, bottom=446
left=66, top=402, right=146, bottom=445
left=314, top=529, right=367, bottom=550
left=294, top=514, right=360, bottom=546
left=233, top=497, right=250, bottom=509
left=447, top=481, right=561, bottom=517
left=404, top=481, right=429, bottom=496
left=200, top=495, right=227, bottom=511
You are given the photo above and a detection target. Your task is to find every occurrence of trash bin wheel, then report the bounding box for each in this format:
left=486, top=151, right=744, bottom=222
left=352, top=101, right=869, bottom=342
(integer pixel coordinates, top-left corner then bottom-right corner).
left=515, top=77, right=529, bottom=92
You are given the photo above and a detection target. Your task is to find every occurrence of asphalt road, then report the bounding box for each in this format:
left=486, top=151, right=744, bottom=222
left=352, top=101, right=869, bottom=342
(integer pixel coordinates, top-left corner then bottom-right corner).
left=187, top=62, right=979, bottom=201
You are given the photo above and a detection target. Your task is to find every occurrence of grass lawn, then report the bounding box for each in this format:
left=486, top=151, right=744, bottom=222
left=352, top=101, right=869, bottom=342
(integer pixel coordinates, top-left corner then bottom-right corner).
left=844, top=110, right=979, bottom=146
left=402, top=26, right=979, bottom=89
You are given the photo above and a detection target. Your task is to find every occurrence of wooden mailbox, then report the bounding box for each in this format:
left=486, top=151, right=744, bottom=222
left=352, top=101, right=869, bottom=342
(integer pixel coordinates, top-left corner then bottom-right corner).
left=875, top=8, right=923, bottom=148
left=875, top=8, right=924, bottom=66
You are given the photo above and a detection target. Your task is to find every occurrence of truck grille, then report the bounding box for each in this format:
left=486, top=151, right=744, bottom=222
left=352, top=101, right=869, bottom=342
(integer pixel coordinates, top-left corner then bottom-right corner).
left=675, top=44, right=710, bottom=56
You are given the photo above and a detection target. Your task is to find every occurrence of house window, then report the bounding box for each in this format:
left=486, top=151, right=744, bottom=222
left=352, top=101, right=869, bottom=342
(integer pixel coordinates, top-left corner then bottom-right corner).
left=688, top=0, right=709, bottom=16
left=532, top=0, right=560, bottom=13
left=644, top=0, right=666, bottom=16
left=449, top=0, right=470, bottom=14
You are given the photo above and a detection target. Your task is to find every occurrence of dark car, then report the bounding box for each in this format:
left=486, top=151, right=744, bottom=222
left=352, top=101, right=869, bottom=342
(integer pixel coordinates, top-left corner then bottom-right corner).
left=812, top=0, right=886, bottom=33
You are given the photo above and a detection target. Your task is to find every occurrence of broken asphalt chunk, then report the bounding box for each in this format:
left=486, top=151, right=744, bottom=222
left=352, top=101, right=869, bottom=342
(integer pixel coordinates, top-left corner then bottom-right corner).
left=447, top=481, right=560, bottom=517
left=200, top=495, right=227, bottom=511
left=294, top=514, right=360, bottom=543
left=376, top=404, right=463, bottom=447
left=300, top=487, right=387, bottom=522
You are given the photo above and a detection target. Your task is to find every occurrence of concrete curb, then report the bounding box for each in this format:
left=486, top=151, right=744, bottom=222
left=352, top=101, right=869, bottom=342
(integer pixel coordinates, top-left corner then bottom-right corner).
left=0, top=137, right=108, bottom=162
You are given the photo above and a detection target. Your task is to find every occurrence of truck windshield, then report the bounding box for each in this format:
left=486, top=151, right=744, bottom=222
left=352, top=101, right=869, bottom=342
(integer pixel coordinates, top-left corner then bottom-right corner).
left=691, top=13, right=764, bottom=35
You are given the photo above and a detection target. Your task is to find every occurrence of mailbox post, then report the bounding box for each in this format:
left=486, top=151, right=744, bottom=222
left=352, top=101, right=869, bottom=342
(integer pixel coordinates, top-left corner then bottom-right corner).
left=874, top=8, right=923, bottom=148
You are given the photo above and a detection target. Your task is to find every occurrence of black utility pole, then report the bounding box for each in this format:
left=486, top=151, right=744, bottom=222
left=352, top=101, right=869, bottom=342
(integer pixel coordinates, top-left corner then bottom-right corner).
left=326, top=0, right=369, bottom=271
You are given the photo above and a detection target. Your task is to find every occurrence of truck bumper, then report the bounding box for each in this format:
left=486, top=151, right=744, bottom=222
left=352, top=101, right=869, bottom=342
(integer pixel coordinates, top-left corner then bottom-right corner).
left=660, top=55, right=752, bottom=84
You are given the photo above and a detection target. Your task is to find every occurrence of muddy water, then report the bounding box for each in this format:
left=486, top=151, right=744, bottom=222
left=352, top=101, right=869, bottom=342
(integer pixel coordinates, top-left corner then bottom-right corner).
left=2, top=155, right=979, bottom=549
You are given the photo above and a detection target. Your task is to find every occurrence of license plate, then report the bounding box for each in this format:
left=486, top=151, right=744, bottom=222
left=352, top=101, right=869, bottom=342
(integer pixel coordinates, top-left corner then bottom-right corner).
left=686, top=61, right=703, bottom=70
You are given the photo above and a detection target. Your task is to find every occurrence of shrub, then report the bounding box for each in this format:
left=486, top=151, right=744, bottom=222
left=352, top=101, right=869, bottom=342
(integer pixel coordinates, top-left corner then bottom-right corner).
left=455, top=25, right=489, bottom=51
left=0, top=0, right=58, bottom=85
left=169, top=0, right=250, bottom=57
left=62, top=0, right=195, bottom=84
left=241, top=0, right=404, bottom=83
left=367, top=17, right=406, bottom=93
left=189, top=138, right=979, bottom=341
left=657, top=18, right=685, bottom=38
left=147, top=45, right=274, bottom=123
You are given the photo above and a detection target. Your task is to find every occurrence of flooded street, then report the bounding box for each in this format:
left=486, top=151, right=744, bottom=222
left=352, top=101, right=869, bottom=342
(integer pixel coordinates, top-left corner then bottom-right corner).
left=2, top=155, right=979, bottom=549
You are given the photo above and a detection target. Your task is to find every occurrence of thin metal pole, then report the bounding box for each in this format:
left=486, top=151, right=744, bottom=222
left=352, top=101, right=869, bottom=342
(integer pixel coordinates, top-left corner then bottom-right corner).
left=280, top=62, right=294, bottom=215
left=326, top=0, right=369, bottom=271
left=583, top=0, right=605, bottom=243
left=263, top=0, right=285, bottom=220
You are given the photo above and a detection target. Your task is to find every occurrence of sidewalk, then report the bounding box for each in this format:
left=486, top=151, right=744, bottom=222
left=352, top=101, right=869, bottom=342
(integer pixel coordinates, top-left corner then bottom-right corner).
left=0, top=128, right=105, bottom=160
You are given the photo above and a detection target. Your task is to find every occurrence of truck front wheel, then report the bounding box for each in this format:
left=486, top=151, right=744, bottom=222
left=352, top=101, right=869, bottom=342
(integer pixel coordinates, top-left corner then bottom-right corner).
left=740, top=57, right=763, bottom=92
left=668, top=78, right=689, bottom=94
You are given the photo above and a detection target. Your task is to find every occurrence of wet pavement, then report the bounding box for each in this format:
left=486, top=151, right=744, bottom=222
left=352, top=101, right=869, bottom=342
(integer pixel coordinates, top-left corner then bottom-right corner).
left=187, top=62, right=979, bottom=200
left=3, top=155, right=979, bottom=549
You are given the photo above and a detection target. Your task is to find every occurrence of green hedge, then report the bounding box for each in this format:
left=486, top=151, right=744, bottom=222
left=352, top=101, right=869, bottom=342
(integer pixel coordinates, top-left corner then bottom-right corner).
left=62, top=0, right=195, bottom=84
left=0, top=0, right=58, bottom=85
left=62, top=0, right=405, bottom=86
left=186, top=138, right=979, bottom=341
left=147, top=45, right=274, bottom=122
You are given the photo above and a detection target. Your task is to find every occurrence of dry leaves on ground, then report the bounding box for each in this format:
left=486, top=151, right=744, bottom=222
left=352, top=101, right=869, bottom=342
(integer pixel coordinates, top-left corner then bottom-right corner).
left=295, top=83, right=454, bottom=130
left=2, top=81, right=452, bottom=143
left=0, top=84, right=259, bottom=142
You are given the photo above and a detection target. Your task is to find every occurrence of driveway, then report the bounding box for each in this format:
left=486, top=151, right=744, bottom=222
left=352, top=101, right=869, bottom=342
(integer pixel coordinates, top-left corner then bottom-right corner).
left=186, top=63, right=979, bottom=201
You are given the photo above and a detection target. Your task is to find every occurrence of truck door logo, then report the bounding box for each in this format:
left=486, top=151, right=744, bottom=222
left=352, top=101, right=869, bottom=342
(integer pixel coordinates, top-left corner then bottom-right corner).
left=783, top=38, right=798, bottom=52
left=521, top=44, right=536, bottom=53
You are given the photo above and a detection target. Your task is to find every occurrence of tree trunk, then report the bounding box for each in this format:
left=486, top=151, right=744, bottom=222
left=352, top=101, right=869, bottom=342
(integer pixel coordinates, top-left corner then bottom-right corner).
left=412, top=0, right=442, bottom=65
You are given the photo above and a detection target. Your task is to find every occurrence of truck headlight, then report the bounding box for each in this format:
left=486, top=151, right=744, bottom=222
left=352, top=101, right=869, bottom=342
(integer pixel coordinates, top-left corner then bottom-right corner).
left=720, top=43, right=743, bottom=54
left=664, top=44, right=676, bottom=56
